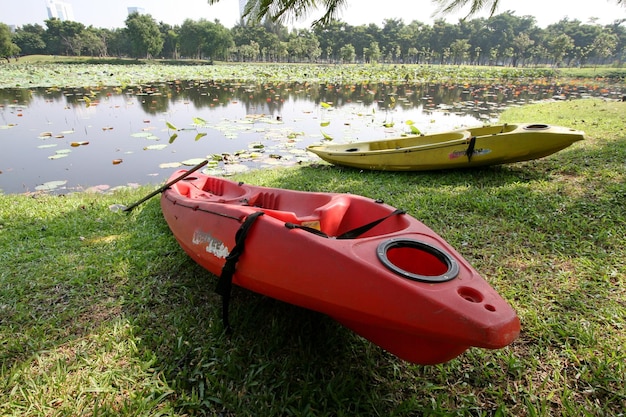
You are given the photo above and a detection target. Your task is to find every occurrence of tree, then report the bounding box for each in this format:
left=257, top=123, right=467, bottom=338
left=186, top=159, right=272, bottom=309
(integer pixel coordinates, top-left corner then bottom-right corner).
left=160, top=23, right=180, bottom=59
left=591, top=31, right=618, bottom=65
left=13, top=24, right=46, bottom=56
left=106, top=29, right=130, bottom=57
left=124, top=12, right=163, bottom=58
left=363, top=41, right=381, bottom=63
left=511, top=32, right=534, bottom=67
left=450, top=39, right=471, bottom=64
left=547, top=33, right=575, bottom=66
left=80, top=27, right=107, bottom=56
left=231, top=22, right=278, bottom=60
left=0, top=23, right=20, bottom=61
left=379, top=18, right=404, bottom=61
left=44, top=18, right=86, bottom=55
left=286, top=29, right=320, bottom=62
left=339, top=44, right=355, bottom=63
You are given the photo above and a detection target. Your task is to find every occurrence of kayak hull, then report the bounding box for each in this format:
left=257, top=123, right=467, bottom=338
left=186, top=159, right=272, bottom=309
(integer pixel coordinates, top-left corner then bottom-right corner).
left=307, top=123, right=584, bottom=171
left=161, top=172, right=520, bottom=364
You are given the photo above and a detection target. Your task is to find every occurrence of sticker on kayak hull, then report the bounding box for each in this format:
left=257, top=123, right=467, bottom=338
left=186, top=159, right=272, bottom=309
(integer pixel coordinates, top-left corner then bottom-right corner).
left=192, top=230, right=230, bottom=259
left=449, top=148, right=491, bottom=159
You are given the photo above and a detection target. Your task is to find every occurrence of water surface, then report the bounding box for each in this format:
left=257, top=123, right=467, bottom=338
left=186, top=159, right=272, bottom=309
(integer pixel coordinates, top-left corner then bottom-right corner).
left=0, top=80, right=621, bottom=194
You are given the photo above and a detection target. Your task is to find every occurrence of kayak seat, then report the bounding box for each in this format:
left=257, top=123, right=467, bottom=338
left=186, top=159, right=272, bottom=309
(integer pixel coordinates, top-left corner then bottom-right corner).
left=314, top=196, right=351, bottom=236
left=173, top=181, right=192, bottom=198
left=201, top=176, right=247, bottom=199
left=249, top=193, right=350, bottom=236
left=370, top=139, right=404, bottom=151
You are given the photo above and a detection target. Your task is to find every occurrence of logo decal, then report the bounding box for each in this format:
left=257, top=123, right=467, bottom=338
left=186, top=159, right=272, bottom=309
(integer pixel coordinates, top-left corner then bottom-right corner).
left=192, top=230, right=230, bottom=259
left=449, top=148, right=491, bottom=160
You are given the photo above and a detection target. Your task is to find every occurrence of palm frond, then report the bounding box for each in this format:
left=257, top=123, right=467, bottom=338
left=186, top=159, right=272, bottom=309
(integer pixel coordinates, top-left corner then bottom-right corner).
left=433, top=0, right=499, bottom=18
left=209, top=0, right=347, bottom=27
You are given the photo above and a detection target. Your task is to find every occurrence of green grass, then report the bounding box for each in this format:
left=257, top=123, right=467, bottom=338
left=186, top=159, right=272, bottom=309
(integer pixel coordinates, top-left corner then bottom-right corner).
left=557, top=66, right=626, bottom=80
left=1, top=98, right=625, bottom=416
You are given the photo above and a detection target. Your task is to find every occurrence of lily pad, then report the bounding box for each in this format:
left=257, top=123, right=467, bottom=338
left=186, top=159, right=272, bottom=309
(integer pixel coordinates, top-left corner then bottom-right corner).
left=159, top=162, right=183, bottom=169
left=144, top=144, right=168, bottom=151
left=223, top=164, right=249, bottom=174
left=181, top=158, right=207, bottom=166
left=48, top=149, right=71, bottom=159
left=131, top=132, right=155, bottom=138
left=35, top=180, right=67, bottom=191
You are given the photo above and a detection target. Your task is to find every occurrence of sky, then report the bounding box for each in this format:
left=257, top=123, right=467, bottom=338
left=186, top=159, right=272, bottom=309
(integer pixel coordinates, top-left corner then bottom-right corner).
left=2, top=0, right=625, bottom=29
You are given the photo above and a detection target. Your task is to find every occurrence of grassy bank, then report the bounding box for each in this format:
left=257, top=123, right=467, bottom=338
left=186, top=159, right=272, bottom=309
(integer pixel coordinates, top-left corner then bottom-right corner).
left=1, top=98, right=625, bottom=416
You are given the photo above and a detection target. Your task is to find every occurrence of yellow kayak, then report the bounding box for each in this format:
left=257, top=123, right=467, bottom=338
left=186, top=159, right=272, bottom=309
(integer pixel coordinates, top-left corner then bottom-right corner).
left=307, top=124, right=585, bottom=171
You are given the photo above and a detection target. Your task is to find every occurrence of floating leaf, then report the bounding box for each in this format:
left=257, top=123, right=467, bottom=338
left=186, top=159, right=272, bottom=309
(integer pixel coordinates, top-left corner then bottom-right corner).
left=84, top=96, right=91, bottom=107
left=70, top=141, right=89, bottom=147
left=409, top=125, right=421, bottom=134
left=37, top=144, right=58, bottom=149
left=383, top=122, right=395, bottom=128
left=166, top=121, right=178, bottom=130
left=48, top=148, right=72, bottom=159
left=159, top=162, right=182, bottom=169
left=112, top=159, right=123, bottom=165
left=223, top=164, right=249, bottom=174
left=321, top=102, right=333, bottom=109
left=169, top=133, right=178, bottom=144
left=182, top=158, right=207, bottom=166
left=287, top=132, right=304, bottom=139
left=192, top=117, right=207, bottom=125
left=35, top=180, right=67, bottom=191
left=406, top=120, right=415, bottom=125
left=320, top=121, right=330, bottom=127
left=194, top=132, right=207, bottom=141
left=131, top=132, right=154, bottom=138
left=321, top=131, right=333, bottom=140
left=144, top=144, right=168, bottom=151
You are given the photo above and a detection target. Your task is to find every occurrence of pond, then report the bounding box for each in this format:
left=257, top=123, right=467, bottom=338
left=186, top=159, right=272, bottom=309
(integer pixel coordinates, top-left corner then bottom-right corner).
left=0, top=80, right=623, bottom=194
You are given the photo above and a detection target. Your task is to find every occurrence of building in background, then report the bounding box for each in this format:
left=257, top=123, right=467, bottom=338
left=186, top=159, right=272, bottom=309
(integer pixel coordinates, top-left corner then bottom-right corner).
left=46, top=0, right=75, bottom=21
left=127, top=7, right=146, bottom=15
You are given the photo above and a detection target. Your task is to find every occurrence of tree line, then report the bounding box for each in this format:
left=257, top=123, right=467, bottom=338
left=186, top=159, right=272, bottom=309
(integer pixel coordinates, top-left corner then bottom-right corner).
left=2, top=12, right=625, bottom=67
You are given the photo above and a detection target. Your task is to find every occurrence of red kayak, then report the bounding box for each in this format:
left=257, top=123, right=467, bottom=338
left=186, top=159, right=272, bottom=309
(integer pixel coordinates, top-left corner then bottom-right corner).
left=161, top=170, right=520, bottom=364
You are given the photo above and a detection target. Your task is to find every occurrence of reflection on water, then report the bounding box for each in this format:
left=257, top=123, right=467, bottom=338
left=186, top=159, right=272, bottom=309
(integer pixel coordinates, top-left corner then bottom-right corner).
left=0, top=80, right=622, bottom=194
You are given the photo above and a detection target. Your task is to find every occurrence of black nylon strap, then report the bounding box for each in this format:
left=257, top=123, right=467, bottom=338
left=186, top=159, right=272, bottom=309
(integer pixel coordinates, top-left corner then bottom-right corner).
left=284, top=222, right=330, bottom=238
left=465, top=136, right=477, bottom=162
left=336, top=209, right=405, bottom=239
left=216, top=211, right=264, bottom=331
left=284, top=208, right=405, bottom=240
